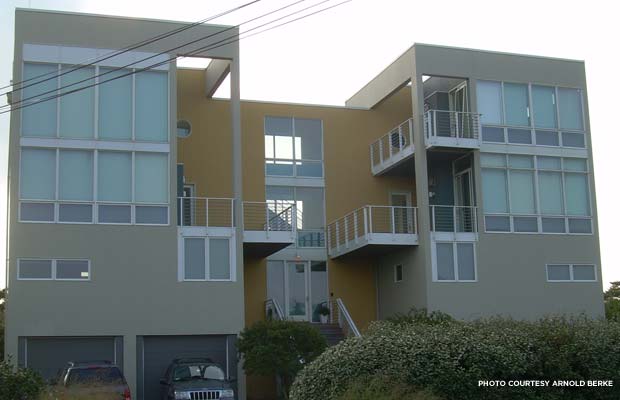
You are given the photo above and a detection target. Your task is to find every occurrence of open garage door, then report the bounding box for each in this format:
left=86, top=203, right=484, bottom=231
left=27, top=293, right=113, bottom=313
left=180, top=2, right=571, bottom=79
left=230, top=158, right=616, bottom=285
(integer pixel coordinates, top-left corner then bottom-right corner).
left=137, top=335, right=237, bottom=400
left=18, top=336, right=122, bottom=381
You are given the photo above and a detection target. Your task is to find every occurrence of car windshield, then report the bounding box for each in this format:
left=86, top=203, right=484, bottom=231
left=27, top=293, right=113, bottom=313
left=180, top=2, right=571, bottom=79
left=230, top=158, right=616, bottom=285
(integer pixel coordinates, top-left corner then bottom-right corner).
left=173, top=364, right=226, bottom=381
left=67, top=367, right=125, bottom=386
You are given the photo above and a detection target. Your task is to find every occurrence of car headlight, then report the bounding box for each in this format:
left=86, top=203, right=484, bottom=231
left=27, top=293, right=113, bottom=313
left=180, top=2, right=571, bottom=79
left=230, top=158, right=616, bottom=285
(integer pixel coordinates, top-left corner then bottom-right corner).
left=174, top=391, right=191, bottom=400
left=221, top=389, right=235, bottom=399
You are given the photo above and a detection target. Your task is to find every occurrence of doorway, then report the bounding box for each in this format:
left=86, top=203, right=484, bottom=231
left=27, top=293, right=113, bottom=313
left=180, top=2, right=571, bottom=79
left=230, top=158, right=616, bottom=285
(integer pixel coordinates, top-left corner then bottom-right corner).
left=390, top=192, right=413, bottom=234
left=453, top=155, right=475, bottom=232
left=448, top=82, right=471, bottom=138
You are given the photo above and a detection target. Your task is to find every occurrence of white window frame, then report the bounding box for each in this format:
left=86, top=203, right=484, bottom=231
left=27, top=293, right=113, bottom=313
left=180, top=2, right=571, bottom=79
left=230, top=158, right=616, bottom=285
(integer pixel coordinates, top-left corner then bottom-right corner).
left=180, top=236, right=236, bottom=282
left=546, top=263, right=597, bottom=282
left=17, top=258, right=91, bottom=281
left=431, top=241, right=478, bottom=283
left=394, top=264, right=403, bottom=283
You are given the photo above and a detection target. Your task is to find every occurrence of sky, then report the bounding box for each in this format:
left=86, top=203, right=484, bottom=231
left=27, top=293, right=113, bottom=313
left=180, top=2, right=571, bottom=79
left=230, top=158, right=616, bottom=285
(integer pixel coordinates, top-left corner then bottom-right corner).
left=0, top=0, right=619, bottom=289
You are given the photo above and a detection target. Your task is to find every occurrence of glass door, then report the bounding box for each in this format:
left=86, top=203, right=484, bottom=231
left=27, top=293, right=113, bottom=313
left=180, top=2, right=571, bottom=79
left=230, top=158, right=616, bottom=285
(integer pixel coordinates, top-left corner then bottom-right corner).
left=449, top=82, right=470, bottom=138
left=454, top=168, right=474, bottom=232
left=287, top=262, right=308, bottom=321
left=390, top=192, right=413, bottom=233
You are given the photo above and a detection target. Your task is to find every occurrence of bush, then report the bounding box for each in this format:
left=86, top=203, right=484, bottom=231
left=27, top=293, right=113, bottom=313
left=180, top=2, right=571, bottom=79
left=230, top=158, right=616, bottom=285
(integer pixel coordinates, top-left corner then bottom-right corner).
left=290, top=315, right=620, bottom=400
left=0, top=359, right=44, bottom=400
left=338, top=375, right=443, bottom=400
left=238, top=320, right=327, bottom=399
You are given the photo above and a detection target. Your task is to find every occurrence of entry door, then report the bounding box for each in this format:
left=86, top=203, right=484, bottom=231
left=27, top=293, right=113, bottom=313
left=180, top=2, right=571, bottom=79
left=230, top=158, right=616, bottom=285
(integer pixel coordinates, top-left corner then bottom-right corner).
left=390, top=192, right=413, bottom=234
left=454, top=168, right=474, bottom=232
left=286, top=262, right=309, bottom=321
left=449, top=83, right=470, bottom=137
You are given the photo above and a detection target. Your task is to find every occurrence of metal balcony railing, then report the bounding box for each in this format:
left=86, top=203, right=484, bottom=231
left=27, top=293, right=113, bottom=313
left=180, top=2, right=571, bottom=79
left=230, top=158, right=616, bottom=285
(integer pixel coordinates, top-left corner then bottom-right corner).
left=424, top=110, right=481, bottom=141
left=370, top=118, right=414, bottom=168
left=243, top=201, right=295, bottom=233
left=177, top=197, right=234, bottom=227
left=430, top=205, right=478, bottom=233
left=327, top=205, right=418, bottom=252
left=328, top=298, right=361, bottom=338
left=265, top=298, right=286, bottom=321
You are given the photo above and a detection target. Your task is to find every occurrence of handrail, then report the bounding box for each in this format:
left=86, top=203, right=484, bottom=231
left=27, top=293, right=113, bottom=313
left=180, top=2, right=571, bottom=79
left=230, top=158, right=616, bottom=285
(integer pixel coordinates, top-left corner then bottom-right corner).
left=370, top=117, right=414, bottom=167
left=329, top=298, right=361, bottom=338
left=242, top=201, right=296, bottom=233
left=177, top=197, right=234, bottom=227
left=265, top=298, right=286, bottom=321
left=430, top=205, right=478, bottom=233
left=424, top=109, right=481, bottom=141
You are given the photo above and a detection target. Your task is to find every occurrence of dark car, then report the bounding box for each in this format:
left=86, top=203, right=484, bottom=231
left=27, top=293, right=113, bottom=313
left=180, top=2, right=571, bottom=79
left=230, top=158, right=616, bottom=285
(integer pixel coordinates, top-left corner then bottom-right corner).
left=159, top=358, right=235, bottom=400
left=54, top=360, right=131, bottom=399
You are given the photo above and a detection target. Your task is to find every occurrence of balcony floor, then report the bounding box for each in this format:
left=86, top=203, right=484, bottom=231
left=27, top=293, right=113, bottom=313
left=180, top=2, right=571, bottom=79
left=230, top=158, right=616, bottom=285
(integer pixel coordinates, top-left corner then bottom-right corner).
left=371, top=145, right=415, bottom=176
left=243, top=230, right=295, bottom=258
left=328, top=232, right=418, bottom=259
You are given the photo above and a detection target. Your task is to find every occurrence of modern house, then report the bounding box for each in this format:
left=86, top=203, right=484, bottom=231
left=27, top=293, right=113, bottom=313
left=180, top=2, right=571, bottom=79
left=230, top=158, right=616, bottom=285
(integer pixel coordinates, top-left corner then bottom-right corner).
left=5, top=8, right=603, bottom=400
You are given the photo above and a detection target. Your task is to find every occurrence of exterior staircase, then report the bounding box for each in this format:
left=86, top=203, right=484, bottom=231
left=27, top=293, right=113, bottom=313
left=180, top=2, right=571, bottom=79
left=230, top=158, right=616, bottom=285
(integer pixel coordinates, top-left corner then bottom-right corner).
left=315, top=323, right=346, bottom=346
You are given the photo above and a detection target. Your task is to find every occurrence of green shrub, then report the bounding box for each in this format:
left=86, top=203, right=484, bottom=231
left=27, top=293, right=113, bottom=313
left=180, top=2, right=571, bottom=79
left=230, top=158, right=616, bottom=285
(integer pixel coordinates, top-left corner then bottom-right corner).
left=338, top=375, right=443, bottom=400
left=238, top=320, right=327, bottom=399
left=0, top=359, right=44, bottom=400
left=387, top=307, right=454, bottom=326
left=290, top=316, right=620, bottom=400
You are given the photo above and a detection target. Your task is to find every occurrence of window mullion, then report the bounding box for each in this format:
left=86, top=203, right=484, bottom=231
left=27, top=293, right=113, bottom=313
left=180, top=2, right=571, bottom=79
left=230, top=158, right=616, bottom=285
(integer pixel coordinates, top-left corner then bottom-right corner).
left=56, top=64, right=61, bottom=138
left=453, top=242, right=459, bottom=281
left=205, top=238, right=210, bottom=281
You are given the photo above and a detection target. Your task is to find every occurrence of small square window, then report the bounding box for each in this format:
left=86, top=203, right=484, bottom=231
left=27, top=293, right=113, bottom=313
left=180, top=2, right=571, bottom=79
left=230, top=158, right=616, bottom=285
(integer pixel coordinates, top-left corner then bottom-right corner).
left=56, top=260, right=90, bottom=280
left=547, top=265, right=570, bottom=281
left=507, top=128, right=532, bottom=144
left=481, top=127, right=504, bottom=143
left=20, top=202, right=54, bottom=222
left=18, top=259, right=52, bottom=280
left=394, top=264, right=403, bottom=282
left=536, top=130, right=560, bottom=146
left=485, top=216, right=510, bottom=232
left=572, top=265, right=596, bottom=281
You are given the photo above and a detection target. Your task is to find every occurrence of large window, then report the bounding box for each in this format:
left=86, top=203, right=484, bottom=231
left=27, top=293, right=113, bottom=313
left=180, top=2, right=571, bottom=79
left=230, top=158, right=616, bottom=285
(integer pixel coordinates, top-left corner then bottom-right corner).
left=18, top=259, right=90, bottom=281
left=477, top=80, right=585, bottom=148
left=19, top=148, right=169, bottom=225
left=264, top=116, right=323, bottom=178
left=433, top=242, right=476, bottom=282
left=481, top=153, right=591, bottom=234
left=182, top=237, right=233, bottom=281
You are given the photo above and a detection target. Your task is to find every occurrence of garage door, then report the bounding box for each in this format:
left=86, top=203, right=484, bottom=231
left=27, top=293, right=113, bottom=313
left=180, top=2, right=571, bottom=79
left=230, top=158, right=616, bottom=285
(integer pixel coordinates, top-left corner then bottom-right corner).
left=138, top=335, right=237, bottom=400
left=18, top=336, right=123, bottom=381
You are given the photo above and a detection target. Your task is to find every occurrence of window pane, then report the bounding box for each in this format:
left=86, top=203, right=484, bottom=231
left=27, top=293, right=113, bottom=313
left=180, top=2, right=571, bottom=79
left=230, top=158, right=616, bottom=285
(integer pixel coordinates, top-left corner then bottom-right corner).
left=209, top=238, right=230, bottom=280
left=456, top=243, right=475, bottom=280
left=59, top=150, right=93, bottom=201
left=59, top=66, right=95, bottom=138
left=310, top=262, right=328, bottom=322
left=564, top=173, right=590, bottom=216
left=507, top=128, right=532, bottom=144
left=297, top=230, right=325, bottom=247
left=513, top=216, right=538, bottom=232
left=547, top=265, right=570, bottom=281
left=266, top=186, right=294, bottom=201
left=485, top=216, right=510, bottom=232
left=536, top=130, right=560, bottom=146
left=274, top=136, right=294, bottom=160
left=563, top=158, right=587, bottom=172
left=135, top=206, right=168, bottom=224
left=98, top=68, right=132, bottom=140
left=480, top=153, right=506, bottom=168
left=135, top=71, right=168, bottom=142
left=538, top=172, right=564, bottom=215
left=562, top=132, right=585, bottom=148
left=296, top=160, right=323, bottom=177
left=184, top=238, right=206, bottom=280
left=295, top=118, right=322, bottom=160
left=542, top=217, right=566, bottom=233
left=265, top=116, right=293, bottom=136
left=267, top=261, right=285, bottom=310
left=573, top=265, right=595, bottom=281
left=477, top=80, right=503, bottom=125
left=98, top=151, right=131, bottom=202
left=436, top=243, right=455, bottom=280
left=20, top=202, right=54, bottom=222
left=19, top=259, right=52, bottom=279
left=22, top=63, right=57, bottom=137
left=504, top=83, right=529, bottom=126
left=296, top=187, right=325, bottom=229
left=509, top=171, right=536, bottom=214
left=558, top=88, right=583, bottom=131
left=532, top=85, right=557, bottom=128
left=265, top=160, right=294, bottom=176
left=20, top=148, right=56, bottom=200
left=56, top=260, right=89, bottom=280
left=537, top=156, right=561, bottom=170
left=264, top=135, right=274, bottom=159
left=59, top=204, right=92, bottom=223
left=482, top=169, right=508, bottom=213
left=98, top=204, right=131, bottom=223
left=508, top=155, right=533, bottom=169
left=568, top=218, right=592, bottom=234
left=481, top=127, right=504, bottom=142
left=135, top=153, right=168, bottom=203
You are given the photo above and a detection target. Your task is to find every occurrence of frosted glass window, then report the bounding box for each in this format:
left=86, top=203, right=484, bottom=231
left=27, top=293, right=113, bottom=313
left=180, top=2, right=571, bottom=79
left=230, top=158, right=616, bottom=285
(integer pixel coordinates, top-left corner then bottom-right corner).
left=542, top=218, right=565, bottom=233
left=477, top=80, right=503, bottom=125
left=436, top=243, right=455, bottom=280
left=508, top=155, right=533, bottom=169
left=209, top=238, right=230, bottom=280
left=532, top=85, right=557, bottom=128
left=482, top=169, right=508, bottom=213
left=509, top=170, right=536, bottom=214
left=547, top=265, right=570, bottom=281
left=98, top=68, right=132, bottom=140
left=296, top=187, right=324, bottom=229
left=59, top=204, right=92, bottom=223
left=482, top=127, right=504, bottom=142
left=558, top=88, right=583, bottom=131
left=135, top=153, right=168, bottom=203
left=457, top=243, right=475, bottom=280
left=98, top=151, right=131, bottom=202
left=562, top=132, right=585, bottom=148
left=485, top=216, right=510, bottom=232
left=135, top=71, right=168, bottom=142
left=59, top=150, right=93, bottom=201
left=568, top=218, right=592, bottom=234
left=18, top=259, right=52, bottom=279
left=21, top=63, right=57, bottom=137
left=295, top=118, right=322, bottom=160
left=265, top=116, right=293, bottom=136
left=537, top=156, right=561, bottom=170
left=59, top=66, right=95, bottom=138
left=507, top=128, right=531, bottom=144
left=135, top=206, right=168, bottom=224
left=573, top=265, right=595, bottom=281
left=536, top=130, right=560, bottom=146
left=538, top=172, right=564, bottom=215
left=20, top=148, right=56, bottom=200
left=504, top=83, right=530, bottom=126
left=56, top=260, right=90, bottom=280
left=480, top=153, right=506, bottom=168
left=184, top=238, right=206, bottom=280
left=563, top=158, right=587, bottom=172
left=564, top=173, right=590, bottom=216
left=98, top=205, right=131, bottom=223
left=20, top=203, right=54, bottom=222
left=513, top=216, right=538, bottom=232
left=267, top=261, right=285, bottom=310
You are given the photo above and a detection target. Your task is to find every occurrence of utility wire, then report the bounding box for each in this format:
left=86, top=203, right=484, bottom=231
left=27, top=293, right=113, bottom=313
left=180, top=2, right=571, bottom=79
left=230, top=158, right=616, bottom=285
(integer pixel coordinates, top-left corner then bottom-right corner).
left=3, top=0, right=311, bottom=110
left=0, top=0, right=262, bottom=96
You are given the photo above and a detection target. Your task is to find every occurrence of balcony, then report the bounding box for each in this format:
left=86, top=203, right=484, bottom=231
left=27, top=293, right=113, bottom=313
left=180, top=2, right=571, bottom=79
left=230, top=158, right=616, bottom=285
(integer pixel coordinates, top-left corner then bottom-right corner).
left=243, top=201, right=296, bottom=257
left=178, top=197, right=234, bottom=236
left=327, top=205, right=418, bottom=258
left=429, top=205, right=478, bottom=241
left=424, top=110, right=481, bottom=149
left=370, top=118, right=414, bottom=176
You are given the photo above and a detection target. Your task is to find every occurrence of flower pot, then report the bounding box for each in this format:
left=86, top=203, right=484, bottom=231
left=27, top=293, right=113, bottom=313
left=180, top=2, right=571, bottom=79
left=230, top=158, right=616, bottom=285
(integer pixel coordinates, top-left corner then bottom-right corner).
left=320, top=314, right=329, bottom=324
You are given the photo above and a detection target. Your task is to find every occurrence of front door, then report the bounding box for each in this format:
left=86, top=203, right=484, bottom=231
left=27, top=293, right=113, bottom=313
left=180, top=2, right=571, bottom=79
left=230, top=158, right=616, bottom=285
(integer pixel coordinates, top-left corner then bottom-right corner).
left=390, top=192, right=413, bottom=234
left=287, top=262, right=308, bottom=321
left=449, top=82, right=470, bottom=137
left=454, top=166, right=474, bottom=232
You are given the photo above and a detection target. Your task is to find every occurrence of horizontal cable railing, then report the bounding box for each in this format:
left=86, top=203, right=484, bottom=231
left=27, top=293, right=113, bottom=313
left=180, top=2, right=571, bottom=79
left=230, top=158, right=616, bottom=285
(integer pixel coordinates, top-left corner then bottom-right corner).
left=329, top=298, right=361, bottom=338
left=177, top=197, right=234, bottom=227
left=327, top=205, right=418, bottom=251
left=424, top=110, right=481, bottom=141
left=430, top=205, right=478, bottom=233
left=370, top=118, right=414, bottom=167
left=243, top=201, right=295, bottom=233
left=265, top=298, right=286, bottom=321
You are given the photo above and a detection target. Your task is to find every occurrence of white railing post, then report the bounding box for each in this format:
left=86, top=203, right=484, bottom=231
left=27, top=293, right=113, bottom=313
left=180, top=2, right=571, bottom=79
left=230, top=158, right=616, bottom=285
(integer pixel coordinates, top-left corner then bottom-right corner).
left=353, top=212, right=359, bottom=244
left=265, top=203, right=270, bottom=232
left=327, top=225, right=331, bottom=250
left=369, top=145, right=374, bottom=167
left=409, top=118, right=414, bottom=148
left=335, top=223, right=340, bottom=251
left=453, top=206, right=457, bottom=233
left=378, top=140, right=384, bottom=164
left=391, top=206, right=396, bottom=235
left=179, top=197, right=184, bottom=226
left=363, top=207, right=369, bottom=236
left=205, top=198, right=209, bottom=228
left=368, top=206, right=373, bottom=236
left=231, top=199, right=235, bottom=227
left=344, top=217, right=349, bottom=248
left=432, top=110, right=437, bottom=139
left=455, top=112, right=460, bottom=138
left=398, top=125, right=404, bottom=152
left=388, top=133, right=393, bottom=158
left=413, top=208, right=417, bottom=234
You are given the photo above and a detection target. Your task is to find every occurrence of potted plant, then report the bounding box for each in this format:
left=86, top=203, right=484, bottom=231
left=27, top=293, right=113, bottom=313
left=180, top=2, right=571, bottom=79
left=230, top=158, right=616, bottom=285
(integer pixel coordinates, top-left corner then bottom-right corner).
left=317, top=303, right=330, bottom=324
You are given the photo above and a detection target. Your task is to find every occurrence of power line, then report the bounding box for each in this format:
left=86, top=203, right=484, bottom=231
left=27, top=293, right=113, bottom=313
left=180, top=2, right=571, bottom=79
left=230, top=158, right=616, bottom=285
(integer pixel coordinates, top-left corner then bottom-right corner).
left=3, top=0, right=311, bottom=110
left=0, top=0, right=262, bottom=96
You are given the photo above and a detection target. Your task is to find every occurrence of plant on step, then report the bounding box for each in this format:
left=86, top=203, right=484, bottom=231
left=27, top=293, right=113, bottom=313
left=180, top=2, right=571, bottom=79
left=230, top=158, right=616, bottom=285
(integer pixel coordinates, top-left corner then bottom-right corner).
left=238, top=320, right=327, bottom=400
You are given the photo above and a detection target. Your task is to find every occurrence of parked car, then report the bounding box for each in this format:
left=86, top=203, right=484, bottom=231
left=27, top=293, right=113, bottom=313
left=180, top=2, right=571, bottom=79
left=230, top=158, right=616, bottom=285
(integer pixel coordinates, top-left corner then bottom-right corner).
left=159, top=358, right=235, bottom=400
left=54, top=360, right=131, bottom=400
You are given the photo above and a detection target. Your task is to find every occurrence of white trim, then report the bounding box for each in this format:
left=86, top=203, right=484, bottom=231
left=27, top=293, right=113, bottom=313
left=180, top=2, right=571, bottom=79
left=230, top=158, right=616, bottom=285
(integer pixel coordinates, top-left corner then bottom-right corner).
left=179, top=234, right=237, bottom=282
left=546, top=263, right=597, bottom=282
left=431, top=240, right=478, bottom=283
left=20, top=137, right=170, bottom=152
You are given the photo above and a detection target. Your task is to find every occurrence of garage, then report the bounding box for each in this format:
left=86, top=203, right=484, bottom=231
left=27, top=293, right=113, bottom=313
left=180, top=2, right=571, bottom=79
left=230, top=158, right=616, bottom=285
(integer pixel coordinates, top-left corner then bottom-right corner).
left=18, top=336, right=123, bottom=381
left=137, top=335, right=237, bottom=400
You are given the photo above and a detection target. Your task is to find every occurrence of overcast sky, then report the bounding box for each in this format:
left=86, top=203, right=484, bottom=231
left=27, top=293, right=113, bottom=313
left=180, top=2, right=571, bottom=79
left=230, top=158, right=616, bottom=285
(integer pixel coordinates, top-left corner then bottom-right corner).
left=1, top=0, right=618, bottom=289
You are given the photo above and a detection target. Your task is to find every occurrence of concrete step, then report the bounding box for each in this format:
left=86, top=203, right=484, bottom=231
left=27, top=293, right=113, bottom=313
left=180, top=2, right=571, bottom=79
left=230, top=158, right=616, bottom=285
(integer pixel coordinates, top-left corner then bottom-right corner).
left=313, top=323, right=345, bottom=346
